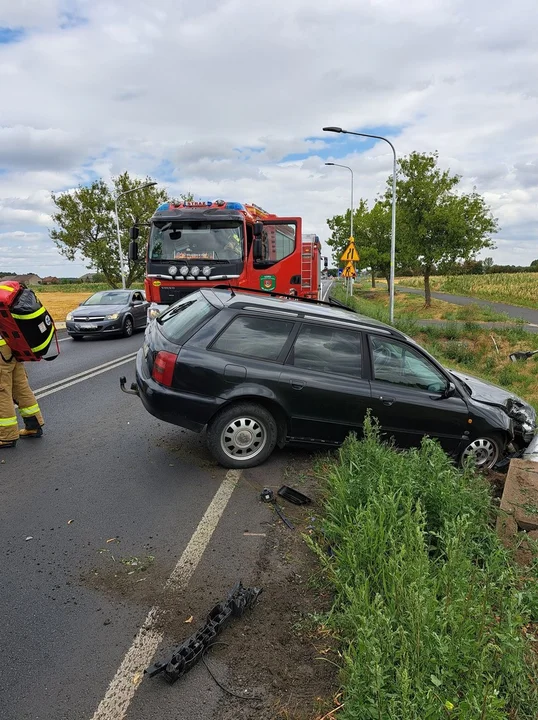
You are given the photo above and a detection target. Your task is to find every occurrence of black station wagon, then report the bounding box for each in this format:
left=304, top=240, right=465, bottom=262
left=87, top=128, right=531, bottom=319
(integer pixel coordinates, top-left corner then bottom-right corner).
left=121, top=288, right=536, bottom=469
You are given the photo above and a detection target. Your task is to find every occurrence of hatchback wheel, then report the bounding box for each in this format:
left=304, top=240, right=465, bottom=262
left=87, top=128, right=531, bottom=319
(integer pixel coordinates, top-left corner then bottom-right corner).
left=123, top=316, right=134, bottom=337
left=460, top=434, right=503, bottom=470
left=207, top=403, right=278, bottom=468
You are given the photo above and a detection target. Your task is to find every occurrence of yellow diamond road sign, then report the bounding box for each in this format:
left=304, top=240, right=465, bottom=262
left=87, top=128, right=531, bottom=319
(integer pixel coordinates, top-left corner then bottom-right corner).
left=341, top=239, right=359, bottom=262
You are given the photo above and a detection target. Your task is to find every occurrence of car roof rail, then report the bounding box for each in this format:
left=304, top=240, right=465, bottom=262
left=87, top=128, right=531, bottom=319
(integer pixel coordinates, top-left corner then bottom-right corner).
left=211, top=285, right=358, bottom=314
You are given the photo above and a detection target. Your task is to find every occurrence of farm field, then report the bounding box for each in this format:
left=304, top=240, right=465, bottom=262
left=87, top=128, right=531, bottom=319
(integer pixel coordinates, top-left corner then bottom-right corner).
left=396, top=273, right=538, bottom=309
left=33, top=283, right=143, bottom=322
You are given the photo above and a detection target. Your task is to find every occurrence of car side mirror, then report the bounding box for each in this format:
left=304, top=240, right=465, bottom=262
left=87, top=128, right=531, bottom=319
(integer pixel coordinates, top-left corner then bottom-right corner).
left=128, top=240, right=139, bottom=262
left=443, top=381, right=456, bottom=399
left=253, top=221, right=263, bottom=237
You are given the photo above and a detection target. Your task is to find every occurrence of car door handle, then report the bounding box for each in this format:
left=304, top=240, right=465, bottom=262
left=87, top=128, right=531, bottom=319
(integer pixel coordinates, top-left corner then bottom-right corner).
left=290, top=380, right=305, bottom=390
left=379, top=396, right=395, bottom=406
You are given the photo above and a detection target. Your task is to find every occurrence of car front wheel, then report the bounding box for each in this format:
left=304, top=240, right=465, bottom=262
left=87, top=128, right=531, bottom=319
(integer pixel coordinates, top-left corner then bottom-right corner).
left=460, top=434, right=504, bottom=470
left=207, top=402, right=278, bottom=468
left=123, top=316, right=134, bottom=337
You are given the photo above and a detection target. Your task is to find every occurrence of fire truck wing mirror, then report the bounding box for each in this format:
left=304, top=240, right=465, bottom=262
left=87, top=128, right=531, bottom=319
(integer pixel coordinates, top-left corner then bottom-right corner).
left=128, top=240, right=139, bottom=262
left=253, top=237, right=263, bottom=261
left=253, top=221, right=263, bottom=237
left=129, top=226, right=139, bottom=240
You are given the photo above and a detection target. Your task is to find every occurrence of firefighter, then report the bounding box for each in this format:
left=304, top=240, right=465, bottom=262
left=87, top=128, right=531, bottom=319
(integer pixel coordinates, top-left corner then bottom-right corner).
left=0, top=336, right=44, bottom=449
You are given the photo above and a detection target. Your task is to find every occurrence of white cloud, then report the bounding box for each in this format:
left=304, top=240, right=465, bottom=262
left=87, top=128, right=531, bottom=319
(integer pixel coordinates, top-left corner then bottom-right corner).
left=1, top=0, right=538, bottom=275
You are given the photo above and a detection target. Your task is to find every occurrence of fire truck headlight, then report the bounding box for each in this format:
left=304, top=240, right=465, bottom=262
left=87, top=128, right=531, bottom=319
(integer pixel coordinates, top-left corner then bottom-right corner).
left=191, top=266, right=200, bottom=277
left=202, top=266, right=211, bottom=277
left=168, top=265, right=178, bottom=276
left=179, top=266, right=189, bottom=276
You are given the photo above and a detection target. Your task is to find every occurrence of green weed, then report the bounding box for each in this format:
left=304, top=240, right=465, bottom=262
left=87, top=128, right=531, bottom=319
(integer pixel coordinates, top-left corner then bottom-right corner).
left=311, top=418, right=538, bottom=719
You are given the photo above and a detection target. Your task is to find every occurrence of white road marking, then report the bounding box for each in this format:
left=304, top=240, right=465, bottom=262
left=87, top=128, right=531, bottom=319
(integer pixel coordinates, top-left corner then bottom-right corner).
left=90, top=469, right=240, bottom=720
left=33, top=352, right=138, bottom=399
left=322, top=280, right=333, bottom=301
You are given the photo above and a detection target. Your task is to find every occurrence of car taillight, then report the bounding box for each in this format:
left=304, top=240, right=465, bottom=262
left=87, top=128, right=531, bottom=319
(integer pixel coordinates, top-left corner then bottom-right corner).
left=151, top=351, right=177, bottom=387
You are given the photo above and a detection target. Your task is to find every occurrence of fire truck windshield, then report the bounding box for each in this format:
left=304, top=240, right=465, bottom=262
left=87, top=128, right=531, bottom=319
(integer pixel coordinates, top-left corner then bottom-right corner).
left=149, top=221, right=244, bottom=262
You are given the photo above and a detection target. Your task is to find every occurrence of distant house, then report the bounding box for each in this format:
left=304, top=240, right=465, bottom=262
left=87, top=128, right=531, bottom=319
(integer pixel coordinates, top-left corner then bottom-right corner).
left=0, top=273, right=42, bottom=286
left=42, top=276, right=60, bottom=285
left=79, top=272, right=98, bottom=282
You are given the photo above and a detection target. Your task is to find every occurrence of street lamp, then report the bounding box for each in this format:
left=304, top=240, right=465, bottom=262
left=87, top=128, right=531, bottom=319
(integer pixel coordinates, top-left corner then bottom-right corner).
left=114, top=182, right=158, bottom=289
left=323, top=126, right=397, bottom=324
left=325, top=162, right=354, bottom=296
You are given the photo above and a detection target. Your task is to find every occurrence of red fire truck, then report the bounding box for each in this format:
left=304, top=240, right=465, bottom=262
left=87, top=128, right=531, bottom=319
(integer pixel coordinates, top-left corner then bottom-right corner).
left=128, top=200, right=321, bottom=320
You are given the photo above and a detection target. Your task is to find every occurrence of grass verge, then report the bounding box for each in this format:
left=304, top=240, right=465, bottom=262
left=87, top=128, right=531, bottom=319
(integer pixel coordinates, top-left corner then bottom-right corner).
left=333, top=283, right=538, bottom=410
left=396, top=274, right=538, bottom=310
left=311, top=419, right=538, bottom=719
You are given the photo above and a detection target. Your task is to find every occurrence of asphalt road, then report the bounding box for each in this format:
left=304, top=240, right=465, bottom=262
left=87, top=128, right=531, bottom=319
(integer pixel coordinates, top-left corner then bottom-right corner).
left=0, top=328, right=279, bottom=720
left=396, top=285, right=538, bottom=325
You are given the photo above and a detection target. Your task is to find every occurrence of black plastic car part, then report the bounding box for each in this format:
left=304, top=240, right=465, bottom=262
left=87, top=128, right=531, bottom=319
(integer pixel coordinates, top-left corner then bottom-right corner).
left=212, top=284, right=357, bottom=313
left=277, top=485, right=312, bottom=505
left=146, top=581, right=262, bottom=684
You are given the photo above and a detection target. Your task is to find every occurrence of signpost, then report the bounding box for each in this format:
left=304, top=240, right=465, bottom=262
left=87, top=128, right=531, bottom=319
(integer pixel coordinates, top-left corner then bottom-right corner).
left=340, top=238, right=359, bottom=296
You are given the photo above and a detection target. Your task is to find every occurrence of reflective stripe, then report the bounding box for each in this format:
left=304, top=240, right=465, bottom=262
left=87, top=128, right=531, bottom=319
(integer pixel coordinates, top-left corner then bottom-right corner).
left=31, top=327, right=54, bottom=353
left=0, top=285, right=15, bottom=293
left=19, top=403, right=40, bottom=418
left=12, top=306, right=46, bottom=321
left=0, top=416, right=18, bottom=427
left=0, top=338, right=6, bottom=346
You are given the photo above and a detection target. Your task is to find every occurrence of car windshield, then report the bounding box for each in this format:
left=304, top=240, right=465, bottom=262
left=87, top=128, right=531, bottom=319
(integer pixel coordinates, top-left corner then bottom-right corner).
left=84, top=292, right=130, bottom=306
left=149, top=221, right=244, bottom=262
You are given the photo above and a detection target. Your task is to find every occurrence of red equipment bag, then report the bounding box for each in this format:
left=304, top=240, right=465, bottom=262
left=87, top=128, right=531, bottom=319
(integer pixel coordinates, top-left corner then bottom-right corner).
left=0, top=281, right=59, bottom=361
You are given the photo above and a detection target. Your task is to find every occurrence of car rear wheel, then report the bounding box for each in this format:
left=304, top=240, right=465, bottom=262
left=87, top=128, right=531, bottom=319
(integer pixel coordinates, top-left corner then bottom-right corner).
left=207, top=403, right=278, bottom=468
left=460, top=434, right=504, bottom=470
left=123, top=316, right=134, bottom=337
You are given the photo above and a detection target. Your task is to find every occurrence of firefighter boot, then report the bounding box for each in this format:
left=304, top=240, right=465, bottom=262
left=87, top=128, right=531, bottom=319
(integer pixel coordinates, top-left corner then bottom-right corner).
left=0, top=439, right=17, bottom=449
left=19, top=414, right=43, bottom=439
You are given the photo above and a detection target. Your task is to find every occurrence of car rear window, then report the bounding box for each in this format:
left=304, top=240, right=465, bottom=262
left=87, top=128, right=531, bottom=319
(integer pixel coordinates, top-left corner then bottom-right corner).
left=158, top=295, right=215, bottom=344
left=211, top=315, right=294, bottom=361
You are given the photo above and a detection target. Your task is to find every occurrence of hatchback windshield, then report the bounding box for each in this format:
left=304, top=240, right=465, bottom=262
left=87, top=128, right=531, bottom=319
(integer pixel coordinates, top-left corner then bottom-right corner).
left=84, top=292, right=130, bottom=306
left=149, top=221, right=244, bottom=262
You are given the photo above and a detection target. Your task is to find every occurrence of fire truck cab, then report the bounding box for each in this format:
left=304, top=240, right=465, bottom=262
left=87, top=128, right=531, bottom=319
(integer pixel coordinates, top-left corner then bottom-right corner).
left=128, top=200, right=321, bottom=321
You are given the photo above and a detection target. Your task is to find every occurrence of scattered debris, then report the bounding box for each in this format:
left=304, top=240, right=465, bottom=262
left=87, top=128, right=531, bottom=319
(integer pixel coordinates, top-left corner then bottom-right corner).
left=260, top=488, right=295, bottom=529
left=25, top=536, right=33, bottom=541
left=243, top=532, right=267, bottom=537
left=509, top=349, right=538, bottom=362
left=184, top=615, right=193, bottom=624
left=277, top=485, right=312, bottom=506
left=147, top=581, right=262, bottom=684
left=490, top=334, right=499, bottom=354
left=106, top=537, right=118, bottom=543
left=67, top=519, right=74, bottom=524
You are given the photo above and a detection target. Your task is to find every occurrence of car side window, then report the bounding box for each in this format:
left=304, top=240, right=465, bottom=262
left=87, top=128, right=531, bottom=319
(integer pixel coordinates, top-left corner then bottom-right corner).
left=132, top=292, right=142, bottom=302
left=288, top=324, right=362, bottom=376
left=212, top=315, right=294, bottom=361
left=370, top=335, right=446, bottom=392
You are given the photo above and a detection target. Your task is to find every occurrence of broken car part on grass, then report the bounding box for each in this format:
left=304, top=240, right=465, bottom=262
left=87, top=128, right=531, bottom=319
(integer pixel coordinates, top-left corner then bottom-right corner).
left=277, top=485, right=312, bottom=506
left=146, top=581, right=262, bottom=684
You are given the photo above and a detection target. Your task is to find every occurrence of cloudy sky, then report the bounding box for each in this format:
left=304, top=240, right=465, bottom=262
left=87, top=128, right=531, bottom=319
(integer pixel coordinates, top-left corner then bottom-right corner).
left=1, top=0, right=538, bottom=276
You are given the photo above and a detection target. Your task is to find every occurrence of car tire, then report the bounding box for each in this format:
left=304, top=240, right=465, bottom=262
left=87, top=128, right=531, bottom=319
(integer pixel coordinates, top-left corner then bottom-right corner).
left=123, top=316, right=134, bottom=338
left=459, top=433, right=504, bottom=471
left=207, top=402, right=278, bottom=469
left=70, top=335, right=83, bottom=341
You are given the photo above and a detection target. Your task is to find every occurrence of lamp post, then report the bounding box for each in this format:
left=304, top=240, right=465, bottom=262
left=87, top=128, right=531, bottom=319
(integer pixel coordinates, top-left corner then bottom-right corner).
left=114, top=182, right=157, bottom=289
left=325, top=162, right=354, bottom=296
left=323, top=126, right=397, bottom=324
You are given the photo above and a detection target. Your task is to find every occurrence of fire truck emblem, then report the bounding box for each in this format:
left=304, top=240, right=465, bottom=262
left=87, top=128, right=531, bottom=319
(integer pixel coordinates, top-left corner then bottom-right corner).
left=260, top=275, right=276, bottom=291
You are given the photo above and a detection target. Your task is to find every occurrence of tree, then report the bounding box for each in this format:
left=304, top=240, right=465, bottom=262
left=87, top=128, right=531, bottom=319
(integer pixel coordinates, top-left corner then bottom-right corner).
left=391, top=152, right=498, bottom=306
left=326, top=200, right=394, bottom=291
left=50, top=173, right=191, bottom=288
left=483, top=256, right=494, bottom=273
left=530, top=259, right=538, bottom=270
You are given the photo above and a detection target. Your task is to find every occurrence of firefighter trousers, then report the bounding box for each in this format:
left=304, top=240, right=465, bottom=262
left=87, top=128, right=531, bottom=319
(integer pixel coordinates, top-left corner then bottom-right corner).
left=0, top=352, right=44, bottom=442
